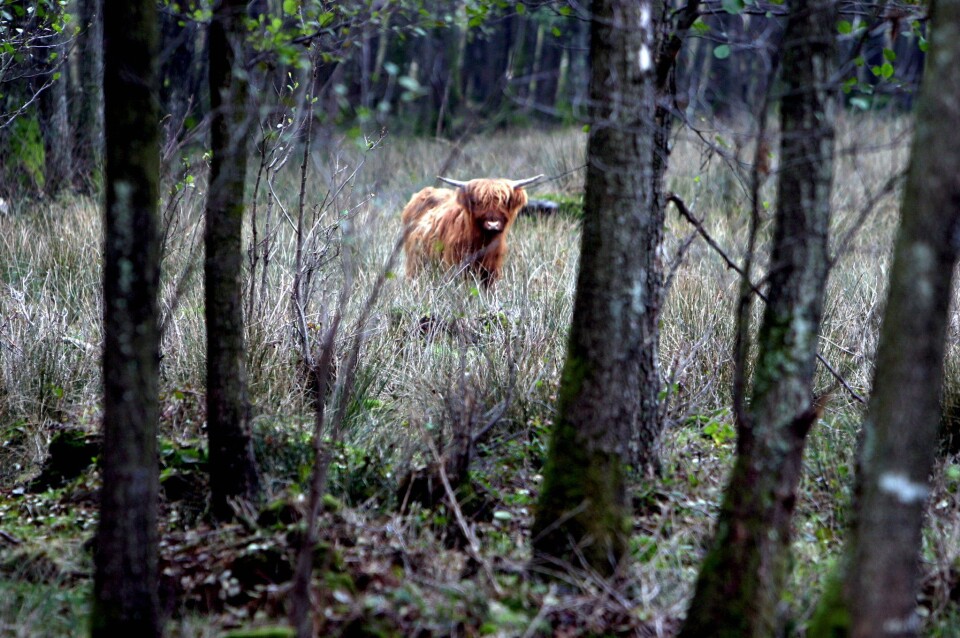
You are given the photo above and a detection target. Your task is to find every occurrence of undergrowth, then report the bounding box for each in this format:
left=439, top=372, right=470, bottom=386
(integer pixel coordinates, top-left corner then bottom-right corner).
left=2, top=114, right=960, bottom=636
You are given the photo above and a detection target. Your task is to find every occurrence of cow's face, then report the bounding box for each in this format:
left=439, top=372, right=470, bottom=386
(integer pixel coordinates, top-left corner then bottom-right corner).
left=457, top=180, right=527, bottom=237
left=476, top=208, right=509, bottom=235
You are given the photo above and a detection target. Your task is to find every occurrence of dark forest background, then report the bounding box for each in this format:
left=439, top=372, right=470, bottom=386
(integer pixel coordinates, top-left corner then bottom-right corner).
left=0, top=1, right=927, bottom=207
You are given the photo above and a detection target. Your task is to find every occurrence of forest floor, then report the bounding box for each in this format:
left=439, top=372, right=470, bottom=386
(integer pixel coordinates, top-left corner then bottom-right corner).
left=3, top=120, right=960, bottom=637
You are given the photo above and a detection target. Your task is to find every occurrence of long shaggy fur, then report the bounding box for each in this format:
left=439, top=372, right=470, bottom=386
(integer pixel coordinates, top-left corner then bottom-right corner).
left=401, top=179, right=529, bottom=285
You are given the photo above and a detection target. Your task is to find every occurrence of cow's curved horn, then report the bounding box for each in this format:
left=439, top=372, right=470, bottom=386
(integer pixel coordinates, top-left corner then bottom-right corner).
left=437, top=176, right=470, bottom=188
left=506, top=174, right=544, bottom=189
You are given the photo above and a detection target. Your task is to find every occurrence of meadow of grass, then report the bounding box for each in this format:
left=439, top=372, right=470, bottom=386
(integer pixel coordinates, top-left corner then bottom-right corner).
left=2, top=113, right=960, bottom=636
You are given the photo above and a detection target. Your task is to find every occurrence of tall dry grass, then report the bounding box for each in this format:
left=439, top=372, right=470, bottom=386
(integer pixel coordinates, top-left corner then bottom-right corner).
left=5, top=112, right=960, bottom=634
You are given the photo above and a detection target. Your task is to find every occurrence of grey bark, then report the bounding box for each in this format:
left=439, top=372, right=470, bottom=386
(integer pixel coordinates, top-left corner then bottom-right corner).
left=159, top=5, right=203, bottom=140
left=531, top=0, right=657, bottom=574
left=679, top=2, right=838, bottom=636
left=205, top=0, right=261, bottom=521
left=813, top=1, right=960, bottom=636
left=73, top=0, right=103, bottom=192
left=39, top=21, right=72, bottom=194
left=91, top=0, right=161, bottom=635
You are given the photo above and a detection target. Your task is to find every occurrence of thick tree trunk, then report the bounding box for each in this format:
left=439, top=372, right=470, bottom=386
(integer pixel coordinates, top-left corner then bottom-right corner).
left=531, top=0, right=656, bottom=575
left=91, top=1, right=161, bottom=635
left=205, top=0, right=260, bottom=521
left=678, top=3, right=837, bottom=636
left=812, top=2, right=960, bottom=636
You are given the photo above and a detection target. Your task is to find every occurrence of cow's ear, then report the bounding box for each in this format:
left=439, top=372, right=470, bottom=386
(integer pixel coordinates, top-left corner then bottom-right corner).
left=510, top=186, right=528, bottom=212
left=457, top=187, right=473, bottom=212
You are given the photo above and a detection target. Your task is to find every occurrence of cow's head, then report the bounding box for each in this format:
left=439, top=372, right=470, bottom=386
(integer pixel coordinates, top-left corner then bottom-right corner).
left=438, top=175, right=543, bottom=236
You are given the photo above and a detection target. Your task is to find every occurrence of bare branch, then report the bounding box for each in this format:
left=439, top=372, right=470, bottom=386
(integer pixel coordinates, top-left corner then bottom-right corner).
left=668, top=193, right=867, bottom=406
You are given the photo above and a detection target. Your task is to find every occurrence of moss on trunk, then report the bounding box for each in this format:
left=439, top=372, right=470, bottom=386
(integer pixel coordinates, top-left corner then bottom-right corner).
left=679, top=3, right=837, bottom=636
left=530, top=0, right=659, bottom=575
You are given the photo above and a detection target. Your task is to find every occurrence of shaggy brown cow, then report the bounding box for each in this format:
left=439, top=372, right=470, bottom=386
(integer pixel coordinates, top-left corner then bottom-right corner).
left=401, top=174, right=543, bottom=286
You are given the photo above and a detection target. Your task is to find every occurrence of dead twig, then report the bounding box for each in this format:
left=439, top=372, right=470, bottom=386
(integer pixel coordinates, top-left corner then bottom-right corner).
left=422, top=431, right=503, bottom=597
left=668, top=193, right=867, bottom=406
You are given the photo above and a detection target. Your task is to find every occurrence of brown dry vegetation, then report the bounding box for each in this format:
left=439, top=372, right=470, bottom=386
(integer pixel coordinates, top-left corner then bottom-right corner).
left=3, top=114, right=960, bottom=636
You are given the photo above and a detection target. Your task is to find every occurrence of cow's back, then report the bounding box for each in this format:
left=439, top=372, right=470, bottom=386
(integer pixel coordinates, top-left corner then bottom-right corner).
left=401, top=187, right=456, bottom=227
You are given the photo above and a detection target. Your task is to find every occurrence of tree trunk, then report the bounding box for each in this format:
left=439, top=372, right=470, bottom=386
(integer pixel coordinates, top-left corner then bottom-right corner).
left=91, top=1, right=161, bottom=635
left=702, top=12, right=741, bottom=119
left=73, top=0, right=103, bottom=193
left=39, top=19, right=72, bottom=196
left=811, top=1, right=960, bottom=636
left=205, top=0, right=260, bottom=521
left=560, top=15, right=590, bottom=117
left=533, top=23, right=563, bottom=116
left=462, top=10, right=515, bottom=112
left=531, top=0, right=656, bottom=575
left=678, top=3, right=837, bottom=636
left=0, top=1, right=47, bottom=201
left=159, top=5, right=202, bottom=140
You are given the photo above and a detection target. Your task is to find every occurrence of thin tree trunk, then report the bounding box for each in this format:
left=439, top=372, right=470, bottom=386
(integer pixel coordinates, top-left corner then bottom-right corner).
left=812, top=2, right=960, bottom=636
left=531, top=0, right=656, bottom=575
left=39, top=18, right=72, bottom=195
left=73, top=0, right=103, bottom=193
left=91, top=1, right=161, bottom=635
left=205, top=0, right=260, bottom=521
left=678, top=3, right=837, bottom=636
left=159, top=5, right=200, bottom=140
left=533, top=24, right=562, bottom=116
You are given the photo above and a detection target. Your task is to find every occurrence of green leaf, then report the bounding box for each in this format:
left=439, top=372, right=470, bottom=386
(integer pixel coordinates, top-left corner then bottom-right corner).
left=713, top=44, right=731, bottom=60
left=883, top=47, right=896, bottom=62
left=880, top=62, right=894, bottom=79
left=854, top=55, right=866, bottom=67
left=282, top=0, right=297, bottom=15
left=398, top=75, right=421, bottom=91
left=516, top=3, right=525, bottom=14
left=721, top=0, right=744, bottom=14
left=837, top=20, right=852, bottom=35
left=692, top=18, right=710, bottom=34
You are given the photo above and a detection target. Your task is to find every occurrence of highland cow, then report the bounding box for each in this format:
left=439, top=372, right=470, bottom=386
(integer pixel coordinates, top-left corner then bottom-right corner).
left=401, top=175, right=543, bottom=286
